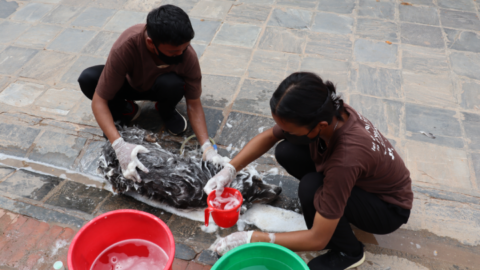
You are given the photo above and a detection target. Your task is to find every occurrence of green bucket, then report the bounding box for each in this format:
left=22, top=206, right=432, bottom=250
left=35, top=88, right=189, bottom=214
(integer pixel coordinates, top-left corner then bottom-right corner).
left=211, top=242, right=309, bottom=270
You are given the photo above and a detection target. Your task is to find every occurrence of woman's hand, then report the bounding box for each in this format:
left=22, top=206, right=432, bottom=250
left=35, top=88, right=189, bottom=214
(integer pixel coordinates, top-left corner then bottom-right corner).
left=214, top=231, right=254, bottom=256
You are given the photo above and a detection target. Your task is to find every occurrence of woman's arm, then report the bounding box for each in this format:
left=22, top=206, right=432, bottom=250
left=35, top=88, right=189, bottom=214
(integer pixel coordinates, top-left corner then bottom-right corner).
left=229, top=128, right=281, bottom=171
left=251, top=212, right=339, bottom=252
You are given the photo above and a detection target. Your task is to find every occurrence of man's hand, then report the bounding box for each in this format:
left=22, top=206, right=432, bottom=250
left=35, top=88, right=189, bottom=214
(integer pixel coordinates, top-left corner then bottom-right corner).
left=112, top=137, right=150, bottom=182
left=203, top=163, right=236, bottom=196
left=215, top=231, right=254, bottom=256
left=201, top=142, right=229, bottom=165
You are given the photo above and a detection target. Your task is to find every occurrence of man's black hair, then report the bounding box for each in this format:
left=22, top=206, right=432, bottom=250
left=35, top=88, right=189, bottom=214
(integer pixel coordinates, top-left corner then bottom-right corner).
left=146, top=5, right=195, bottom=46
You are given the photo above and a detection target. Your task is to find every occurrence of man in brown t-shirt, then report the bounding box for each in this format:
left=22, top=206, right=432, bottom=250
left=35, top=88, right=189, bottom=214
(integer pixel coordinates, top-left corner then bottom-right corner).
left=78, top=5, right=223, bottom=182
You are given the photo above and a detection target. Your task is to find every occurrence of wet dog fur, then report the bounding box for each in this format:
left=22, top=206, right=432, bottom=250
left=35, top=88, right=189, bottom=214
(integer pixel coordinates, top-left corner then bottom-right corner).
left=98, top=126, right=282, bottom=209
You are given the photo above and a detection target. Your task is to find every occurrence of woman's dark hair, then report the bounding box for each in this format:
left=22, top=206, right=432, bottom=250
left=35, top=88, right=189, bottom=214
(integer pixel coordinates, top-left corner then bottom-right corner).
left=146, top=5, right=195, bottom=46
left=270, top=72, right=344, bottom=128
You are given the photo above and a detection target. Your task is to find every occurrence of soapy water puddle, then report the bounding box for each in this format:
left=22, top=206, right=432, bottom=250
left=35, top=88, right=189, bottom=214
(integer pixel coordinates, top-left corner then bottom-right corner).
left=90, top=239, right=168, bottom=270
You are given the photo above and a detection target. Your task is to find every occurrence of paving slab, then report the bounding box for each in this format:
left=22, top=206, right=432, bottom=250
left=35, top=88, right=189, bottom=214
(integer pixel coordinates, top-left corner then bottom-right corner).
left=403, top=71, right=457, bottom=108
left=190, top=18, right=221, bottom=44
left=14, top=24, right=63, bottom=49
left=47, top=28, right=97, bottom=53
left=437, top=0, right=477, bottom=11
left=18, top=50, right=76, bottom=82
left=97, top=193, right=172, bottom=222
left=358, top=0, right=395, bottom=20
left=277, top=0, right=317, bottom=8
left=400, top=23, right=444, bottom=49
left=103, top=10, right=147, bottom=32
left=459, top=79, right=480, bottom=111
left=61, top=55, right=106, bottom=85
left=350, top=94, right=403, bottom=138
left=189, top=0, right=232, bottom=20
left=40, top=5, right=83, bottom=24
left=0, top=196, right=85, bottom=228
left=81, top=31, right=120, bottom=57
left=191, top=43, right=206, bottom=58
left=196, top=250, right=218, bottom=265
left=34, top=88, right=83, bottom=116
left=0, top=0, right=19, bottom=19
left=248, top=50, right=300, bottom=82
left=0, top=166, right=15, bottom=180
left=60, top=0, right=95, bottom=6
left=472, top=153, right=480, bottom=186
left=232, top=79, right=277, bottom=116
left=11, top=3, right=54, bottom=22
left=404, top=140, right=471, bottom=190
left=354, top=38, right=398, bottom=67
left=449, top=51, right=480, bottom=80
left=29, top=130, right=87, bottom=168
left=259, top=27, right=307, bottom=54
left=300, top=56, right=349, bottom=91
left=123, top=0, right=162, bottom=12
left=462, top=112, right=480, bottom=150
left=0, top=81, right=45, bottom=108
left=0, top=123, right=41, bottom=157
left=306, top=32, right=352, bottom=61
left=175, top=243, right=197, bottom=261
left=0, top=75, right=10, bottom=91
left=399, top=4, right=439, bottom=25
left=439, top=9, right=480, bottom=32
left=213, top=23, right=261, bottom=48
left=75, top=140, right=104, bottom=176
left=401, top=46, right=449, bottom=75
left=311, top=12, right=354, bottom=35
left=88, top=0, right=128, bottom=9
left=66, top=96, right=98, bottom=126
left=217, top=112, right=275, bottom=151
left=267, top=8, right=313, bottom=30
left=355, top=65, right=402, bottom=99
left=444, top=28, right=480, bottom=53
left=317, top=0, right=355, bottom=14
left=226, top=3, right=271, bottom=25
left=405, top=103, right=464, bottom=149
left=45, top=180, right=110, bottom=214
left=0, top=21, right=30, bottom=44
left=71, top=7, right=116, bottom=28
left=238, top=0, right=274, bottom=4
left=0, top=170, right=62, bottom=201
left=201, top=74, right=240, bottom=108
left=200, top=45, right=252, bottom=77
left=355, top=18, right=398, bottom=42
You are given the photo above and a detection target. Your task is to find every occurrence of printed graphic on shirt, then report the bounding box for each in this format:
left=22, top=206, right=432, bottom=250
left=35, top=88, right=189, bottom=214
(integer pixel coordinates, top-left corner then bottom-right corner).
left=355, top=111, right=395, bottom=161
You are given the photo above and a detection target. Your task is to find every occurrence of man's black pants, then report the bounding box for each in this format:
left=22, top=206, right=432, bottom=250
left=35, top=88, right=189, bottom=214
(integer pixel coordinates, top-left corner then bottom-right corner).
left=78, top=65, right=185, bottom=121
left=274, top=141, right=410, bottom=269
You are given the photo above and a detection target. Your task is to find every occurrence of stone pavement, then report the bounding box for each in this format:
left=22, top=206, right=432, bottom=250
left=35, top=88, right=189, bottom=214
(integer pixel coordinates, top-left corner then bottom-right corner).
left=0, top=0, right=480, bottom=268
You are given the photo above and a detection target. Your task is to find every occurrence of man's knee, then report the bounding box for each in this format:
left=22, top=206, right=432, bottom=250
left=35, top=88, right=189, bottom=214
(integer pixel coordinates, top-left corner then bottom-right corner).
left=155, top=73, right=185, bottom=92
left=78, top=65, right=104, bottom=99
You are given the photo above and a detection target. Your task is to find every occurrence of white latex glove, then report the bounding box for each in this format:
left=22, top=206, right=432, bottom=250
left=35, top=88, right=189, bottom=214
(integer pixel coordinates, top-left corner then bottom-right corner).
left=204, top=163, right=236, bottom=197
left=112, top=137, right=150, bottom=183
left=215, top=231, right=254, bottom=256
left=201, top=142, right=228, bottom=165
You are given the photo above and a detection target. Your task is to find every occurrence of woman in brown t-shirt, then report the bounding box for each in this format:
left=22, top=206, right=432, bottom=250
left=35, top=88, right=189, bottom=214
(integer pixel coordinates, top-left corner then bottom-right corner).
left=206, top=72, right=413, bottom=270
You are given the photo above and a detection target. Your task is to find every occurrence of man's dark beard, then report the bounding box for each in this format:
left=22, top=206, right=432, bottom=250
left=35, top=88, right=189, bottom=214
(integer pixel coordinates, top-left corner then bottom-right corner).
left=154, top=46, right=185, bottom=65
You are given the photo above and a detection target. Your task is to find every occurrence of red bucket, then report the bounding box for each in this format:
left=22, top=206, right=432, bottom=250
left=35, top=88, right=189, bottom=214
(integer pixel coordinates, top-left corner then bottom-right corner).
left=68, top=209, right=175, bottom=270
left=204, top=187, right=243, bottom=228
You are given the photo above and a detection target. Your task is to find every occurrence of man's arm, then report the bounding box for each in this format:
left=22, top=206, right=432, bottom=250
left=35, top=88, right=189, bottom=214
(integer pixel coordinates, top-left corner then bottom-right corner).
left=92, top=92, right=120, bottom=144
left=186, top=98, right=209, bottom=145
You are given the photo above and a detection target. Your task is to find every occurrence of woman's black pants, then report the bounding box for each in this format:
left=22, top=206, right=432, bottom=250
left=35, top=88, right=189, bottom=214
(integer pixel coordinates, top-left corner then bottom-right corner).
left=78, top=65, right=185, bottom=121
left=274, top=140, right=410, bottom=268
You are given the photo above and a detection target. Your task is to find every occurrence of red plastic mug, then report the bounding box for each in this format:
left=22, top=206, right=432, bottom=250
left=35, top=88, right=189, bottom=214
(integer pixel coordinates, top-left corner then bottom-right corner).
left=205, top=187, right=243, bottom=228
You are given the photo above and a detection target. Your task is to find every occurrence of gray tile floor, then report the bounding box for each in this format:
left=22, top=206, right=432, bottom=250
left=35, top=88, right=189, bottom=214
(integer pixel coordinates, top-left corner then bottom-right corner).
left=0, top=0, right=480, bottom=266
